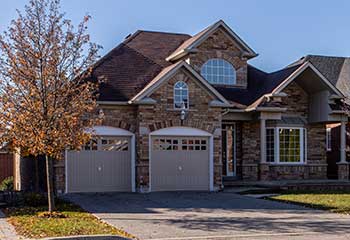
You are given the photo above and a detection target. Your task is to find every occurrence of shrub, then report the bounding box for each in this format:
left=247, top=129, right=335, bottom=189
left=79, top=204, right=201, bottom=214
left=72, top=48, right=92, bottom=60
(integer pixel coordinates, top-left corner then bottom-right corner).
left=0, top=176, right=13, bottom=191
left=23, top=192, right=47, bottom=207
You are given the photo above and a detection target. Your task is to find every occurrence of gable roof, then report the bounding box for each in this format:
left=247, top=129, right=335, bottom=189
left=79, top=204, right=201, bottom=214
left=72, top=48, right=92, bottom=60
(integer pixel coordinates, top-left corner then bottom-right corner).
left=89, top=43, right=162, bottom=101
left=86, top=24, right=346, bottom=109
left=273, top=61, right=344, bottom=97
left=130, top=61, right=230, bottom=105
left=215, top=64, right=301, bottom=106
left=89, top=31, right=190, bottom=101
left=124, top=30, right=191, bottom=67
left=166, top=20, right=257, bottom=61
left=290, top=55, right=350, bottom=98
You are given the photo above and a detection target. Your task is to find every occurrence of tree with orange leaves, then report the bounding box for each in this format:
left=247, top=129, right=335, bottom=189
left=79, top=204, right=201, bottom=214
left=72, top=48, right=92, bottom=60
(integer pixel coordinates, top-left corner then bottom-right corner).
left=0, top=0, right=101, bottom=212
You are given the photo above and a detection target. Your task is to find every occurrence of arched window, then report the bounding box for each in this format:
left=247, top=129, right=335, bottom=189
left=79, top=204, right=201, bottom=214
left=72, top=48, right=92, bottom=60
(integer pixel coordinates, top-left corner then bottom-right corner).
left=201, top=58, right=236, bottom=85
left=174, top=81, right=189, bottom=109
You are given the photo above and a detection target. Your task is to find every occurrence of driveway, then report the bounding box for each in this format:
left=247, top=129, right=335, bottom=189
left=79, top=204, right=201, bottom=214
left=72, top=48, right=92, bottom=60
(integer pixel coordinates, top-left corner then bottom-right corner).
left=65, top=192, right=350, bottom=240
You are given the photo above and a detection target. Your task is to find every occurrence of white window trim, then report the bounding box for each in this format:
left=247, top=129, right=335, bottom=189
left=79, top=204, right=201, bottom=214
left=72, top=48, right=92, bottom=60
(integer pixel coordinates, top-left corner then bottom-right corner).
left=326, top=128, right=332, bottom=151
left=266, top=127, right=306, bottom=165
left=173, top=81, right=189, bottom=110
left=200, top=58, right=237, bottom=85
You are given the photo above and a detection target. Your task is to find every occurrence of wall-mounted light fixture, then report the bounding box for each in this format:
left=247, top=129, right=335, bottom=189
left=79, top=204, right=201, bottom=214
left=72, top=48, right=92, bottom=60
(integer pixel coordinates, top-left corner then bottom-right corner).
left=180, top=101, right=187, bottom=121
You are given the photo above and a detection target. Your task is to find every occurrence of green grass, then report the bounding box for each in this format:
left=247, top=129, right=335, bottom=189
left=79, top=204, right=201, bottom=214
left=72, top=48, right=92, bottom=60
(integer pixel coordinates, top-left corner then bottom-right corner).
left=269, top=190, right=350, bottom=214
left=3, top=200, right=134, bottom=239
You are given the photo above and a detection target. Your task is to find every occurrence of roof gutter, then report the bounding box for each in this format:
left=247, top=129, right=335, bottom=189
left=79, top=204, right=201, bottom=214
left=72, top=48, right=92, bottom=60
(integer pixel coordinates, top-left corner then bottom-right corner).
left=97, top=101, right=130, bottom=105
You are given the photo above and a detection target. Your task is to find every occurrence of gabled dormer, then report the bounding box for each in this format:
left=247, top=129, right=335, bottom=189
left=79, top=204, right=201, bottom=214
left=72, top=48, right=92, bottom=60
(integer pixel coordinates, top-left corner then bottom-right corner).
left=166, top=20, right=257, bottom=89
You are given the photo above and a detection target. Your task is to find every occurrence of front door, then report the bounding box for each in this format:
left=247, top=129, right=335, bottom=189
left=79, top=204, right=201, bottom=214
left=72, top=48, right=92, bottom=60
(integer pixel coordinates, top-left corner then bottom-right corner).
left=222, top=124, right=236, bottom=176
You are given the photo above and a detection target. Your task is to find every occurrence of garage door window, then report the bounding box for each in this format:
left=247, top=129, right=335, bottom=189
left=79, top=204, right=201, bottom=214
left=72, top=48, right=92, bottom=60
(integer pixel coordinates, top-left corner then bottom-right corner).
left=83, top=138, right=129, bottom=151
left=84, top=139, right=98, bottom=150
left=153, top=138, right=207, bottom=151
left=101, top=138, right=129, bottom=151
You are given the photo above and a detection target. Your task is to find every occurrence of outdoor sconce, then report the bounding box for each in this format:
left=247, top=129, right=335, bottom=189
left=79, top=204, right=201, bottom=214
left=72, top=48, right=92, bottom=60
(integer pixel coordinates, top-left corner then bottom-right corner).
left=180, top=101, right=188, bottom=121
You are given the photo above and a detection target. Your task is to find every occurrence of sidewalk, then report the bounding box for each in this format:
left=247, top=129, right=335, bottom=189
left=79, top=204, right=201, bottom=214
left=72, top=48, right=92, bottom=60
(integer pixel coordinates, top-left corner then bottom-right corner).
left=0, top=209, right=19, bottom=240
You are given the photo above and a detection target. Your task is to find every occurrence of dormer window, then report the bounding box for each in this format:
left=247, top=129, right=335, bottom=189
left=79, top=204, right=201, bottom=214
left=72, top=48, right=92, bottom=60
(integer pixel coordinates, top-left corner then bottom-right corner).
left=201, top=59, right=236, bottom=85
left=174, top=81, right=189, bottom=109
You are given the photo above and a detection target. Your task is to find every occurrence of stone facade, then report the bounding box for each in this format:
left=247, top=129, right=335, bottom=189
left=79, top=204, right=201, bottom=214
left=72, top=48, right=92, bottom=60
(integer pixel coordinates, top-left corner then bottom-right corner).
left=256, top=82, right=328, bottom=181
left=186, top=28, right=248, bottom=88
left=142, top=70, right=223, bottom=189
left=53, top=69, right=223, bottom=193
left=48, top=25, right=343, bottom=194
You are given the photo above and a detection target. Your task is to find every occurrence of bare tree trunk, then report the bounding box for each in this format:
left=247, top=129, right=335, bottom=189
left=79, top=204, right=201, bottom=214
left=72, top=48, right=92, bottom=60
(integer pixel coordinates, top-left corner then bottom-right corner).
left=45, top=154, right=55, bottom=212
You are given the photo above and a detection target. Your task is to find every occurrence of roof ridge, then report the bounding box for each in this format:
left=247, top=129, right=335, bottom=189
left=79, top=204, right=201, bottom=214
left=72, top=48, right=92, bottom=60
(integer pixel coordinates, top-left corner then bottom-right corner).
left=134, top=30, right=191, bottom=37
left=123, top=30, right=143, bottom=44
left=306, top=54, right=349, bottom=59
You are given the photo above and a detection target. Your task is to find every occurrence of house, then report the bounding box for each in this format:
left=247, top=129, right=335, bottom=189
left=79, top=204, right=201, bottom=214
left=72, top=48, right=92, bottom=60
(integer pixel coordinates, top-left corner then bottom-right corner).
left=0, top=143, right=15, bottom=185
left=295, top=56, right=350, bottom=179
left=14, top=20, right=349, bottom=193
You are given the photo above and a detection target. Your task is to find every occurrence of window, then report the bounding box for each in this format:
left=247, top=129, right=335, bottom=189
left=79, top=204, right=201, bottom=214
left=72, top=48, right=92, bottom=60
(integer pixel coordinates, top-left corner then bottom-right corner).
left=200, top=58, right=236, bottom=85
left=266, top=128, right=275, bottom=162
left=83, top=137, right=129, bottom=151
left=174, top=81, right=189, bottom=109
left=326, top=128, right=332, bottom=151
left=101, top=137, right=129, bottom=151
left=153, top=137, right=207, bottom=151
left=266, top=127, right=306, bottom=164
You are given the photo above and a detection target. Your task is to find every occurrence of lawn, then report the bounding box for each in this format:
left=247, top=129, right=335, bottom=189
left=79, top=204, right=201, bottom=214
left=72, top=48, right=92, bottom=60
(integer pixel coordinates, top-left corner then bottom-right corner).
left=3, top=199, right=134, bottom=239
left=269, top=190, right=350, bottom=214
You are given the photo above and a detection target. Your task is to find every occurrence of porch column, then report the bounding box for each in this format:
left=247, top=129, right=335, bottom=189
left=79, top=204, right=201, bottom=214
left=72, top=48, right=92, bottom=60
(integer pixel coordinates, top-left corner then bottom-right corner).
left=260, top=118, right=266, bottom=163
left=340, top=121, right=346, bottom=163
left=337, top=120, right=349, bottom=180
left=259, top=117, right=269, bottom=181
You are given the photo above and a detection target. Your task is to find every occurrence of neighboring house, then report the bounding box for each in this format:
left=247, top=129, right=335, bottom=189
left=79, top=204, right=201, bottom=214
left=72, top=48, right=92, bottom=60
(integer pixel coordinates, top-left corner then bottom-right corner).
left=14, top=20, right=349, bottom=194
left=295, top=56, right=350, bottom=179
left=0, top=144, right=14, bottom=184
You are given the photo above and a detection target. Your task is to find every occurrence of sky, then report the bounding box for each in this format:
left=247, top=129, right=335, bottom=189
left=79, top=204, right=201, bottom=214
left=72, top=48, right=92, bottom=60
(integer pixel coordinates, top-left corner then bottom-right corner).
left=1, top=0, right=350, bottom=72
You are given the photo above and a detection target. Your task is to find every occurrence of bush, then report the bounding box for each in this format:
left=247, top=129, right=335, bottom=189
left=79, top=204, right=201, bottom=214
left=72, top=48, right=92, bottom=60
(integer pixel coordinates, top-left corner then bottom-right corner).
left=23, top=192, right=47, bottom=207
left=0, top=176, right=13, bottom=191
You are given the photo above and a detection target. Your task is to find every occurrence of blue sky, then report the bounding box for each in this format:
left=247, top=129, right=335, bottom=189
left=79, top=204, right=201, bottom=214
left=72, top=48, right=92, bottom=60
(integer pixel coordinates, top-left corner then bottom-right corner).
left=1, top=0, right=350, bottom=72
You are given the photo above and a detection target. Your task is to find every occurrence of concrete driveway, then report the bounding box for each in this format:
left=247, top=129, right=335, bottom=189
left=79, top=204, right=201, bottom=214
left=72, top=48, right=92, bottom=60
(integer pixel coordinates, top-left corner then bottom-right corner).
left=65, top=192, right=350, bottom=240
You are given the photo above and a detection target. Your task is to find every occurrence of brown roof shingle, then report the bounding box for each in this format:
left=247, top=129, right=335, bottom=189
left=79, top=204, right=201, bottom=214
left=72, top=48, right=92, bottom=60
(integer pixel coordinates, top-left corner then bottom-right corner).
left=90, top=29, right=345, bottom=106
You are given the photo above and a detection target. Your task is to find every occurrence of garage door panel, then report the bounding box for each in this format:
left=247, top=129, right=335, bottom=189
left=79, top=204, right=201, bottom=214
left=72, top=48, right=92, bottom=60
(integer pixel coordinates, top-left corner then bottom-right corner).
left=151, top=136, right=210, bottom=191
left=67, top=136, right=132, bottom=193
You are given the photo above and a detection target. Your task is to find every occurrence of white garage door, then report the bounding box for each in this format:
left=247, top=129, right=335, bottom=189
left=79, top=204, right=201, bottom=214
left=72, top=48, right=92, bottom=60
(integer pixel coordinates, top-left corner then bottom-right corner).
left=67, top=136, right=132, bottom=193
left=151, top=136, right=210, bottom=191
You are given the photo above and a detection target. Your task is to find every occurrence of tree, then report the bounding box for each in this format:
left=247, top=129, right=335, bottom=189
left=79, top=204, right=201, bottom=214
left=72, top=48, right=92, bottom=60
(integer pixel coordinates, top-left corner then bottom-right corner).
left=0, top=0, right=101, bottom=212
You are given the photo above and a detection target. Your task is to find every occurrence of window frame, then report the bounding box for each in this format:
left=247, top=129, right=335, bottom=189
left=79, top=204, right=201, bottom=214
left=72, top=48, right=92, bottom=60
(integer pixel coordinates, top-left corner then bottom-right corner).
left=83, top=136, right=129, bottom=152
left=200, top=58, right=237, bottom=85
left=326, top=128, right=332, bottom=151
left=266, top=127, right=306, bottom=165
left=173, top=81, right=189, bottom=110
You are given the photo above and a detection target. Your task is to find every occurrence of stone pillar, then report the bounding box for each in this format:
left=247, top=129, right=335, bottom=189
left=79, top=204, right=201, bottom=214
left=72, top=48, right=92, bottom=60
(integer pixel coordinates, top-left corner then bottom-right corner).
left=337, top=121, right=349, bottom=180
left=259, top=118, right=269, bottom=180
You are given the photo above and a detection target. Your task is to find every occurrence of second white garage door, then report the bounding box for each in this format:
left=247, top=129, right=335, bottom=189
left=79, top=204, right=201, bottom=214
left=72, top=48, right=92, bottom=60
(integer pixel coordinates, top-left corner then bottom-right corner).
left=151, top=136, right=210, bottom=191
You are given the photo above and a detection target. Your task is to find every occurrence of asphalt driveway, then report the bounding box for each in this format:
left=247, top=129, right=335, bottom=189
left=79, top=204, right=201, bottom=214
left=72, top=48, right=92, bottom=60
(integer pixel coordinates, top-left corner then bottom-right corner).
left=65, top=192, right=350, bottom=240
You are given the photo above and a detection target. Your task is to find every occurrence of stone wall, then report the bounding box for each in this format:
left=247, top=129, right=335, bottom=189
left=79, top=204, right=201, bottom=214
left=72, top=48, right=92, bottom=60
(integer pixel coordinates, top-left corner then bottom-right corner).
left=53, top=69, right=223, bottom=193
left=280, top=82, right=308, bottom=118
left=241, top=121, right=260, bottom=180
left=186, top=28, right=248, bottom=88
left=141, top=70, right=223, bottom=189
left=254, top=82, right=328, bottom=180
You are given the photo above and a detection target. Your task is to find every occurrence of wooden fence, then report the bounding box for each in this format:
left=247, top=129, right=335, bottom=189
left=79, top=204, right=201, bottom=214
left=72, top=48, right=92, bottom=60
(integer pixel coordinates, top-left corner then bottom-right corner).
left=0, top=153, right=13, bottom=183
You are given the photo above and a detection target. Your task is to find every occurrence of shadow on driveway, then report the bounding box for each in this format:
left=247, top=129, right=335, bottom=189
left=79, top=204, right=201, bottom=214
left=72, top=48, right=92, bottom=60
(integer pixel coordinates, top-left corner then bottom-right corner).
left=64, top=192, right=350, bottom=239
